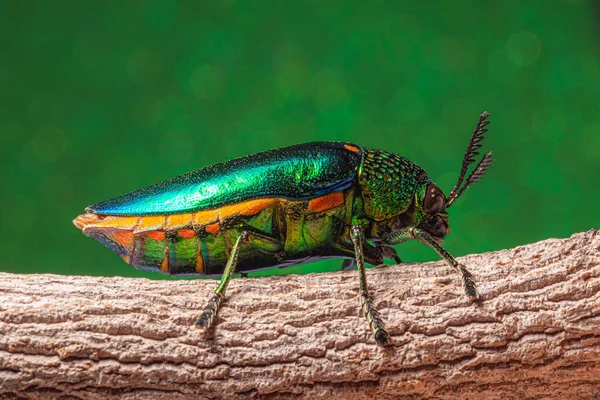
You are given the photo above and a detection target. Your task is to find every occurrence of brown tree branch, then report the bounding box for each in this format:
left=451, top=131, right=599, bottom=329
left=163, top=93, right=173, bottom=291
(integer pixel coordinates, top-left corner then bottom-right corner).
left=1, top=230, right=599, bottom=399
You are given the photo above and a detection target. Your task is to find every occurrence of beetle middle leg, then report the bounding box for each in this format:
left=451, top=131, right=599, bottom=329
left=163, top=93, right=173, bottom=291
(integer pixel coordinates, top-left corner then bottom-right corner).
left=350, top=226, right=391, bottom=346
left=340, top=248, right=399, bottom=270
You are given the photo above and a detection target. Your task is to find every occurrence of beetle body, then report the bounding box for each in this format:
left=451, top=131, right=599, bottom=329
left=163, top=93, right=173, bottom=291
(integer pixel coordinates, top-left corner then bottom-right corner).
left=74, top=142, right=427, bottom=276
left=74, top=112, right=493, bottom=346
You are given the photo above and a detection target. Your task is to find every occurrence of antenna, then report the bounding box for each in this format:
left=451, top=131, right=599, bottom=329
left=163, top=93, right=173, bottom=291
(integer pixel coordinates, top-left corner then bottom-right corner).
left=446, top=112, right=492, bottom=208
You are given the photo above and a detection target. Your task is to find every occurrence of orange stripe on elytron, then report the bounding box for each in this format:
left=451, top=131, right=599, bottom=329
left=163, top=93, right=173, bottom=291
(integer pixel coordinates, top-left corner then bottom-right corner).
left=73, top=213, right=100, bottom=230
left=90, top=197, right=280, bottom=238
left=192, top=209, right=219, bottom=227
left=307, top=191, right=345, bottom=213
left=205, top=223, right=220, bottom=234
left=147, top=231, right=165, bottom=241
left=166, top=214, right=192, bottom=230
left=220, top=198, right=277, bottom=218
left=161, top=246, right=169, bottom=273
left=344, top=144, right=360, bottom=153
left=134, top=216, right=166, bottom=233
left=93, top=216, right=139, bottom=230
left=192, top=198, right=278, bottom=227
left=178, top=229, right=195, bottom=239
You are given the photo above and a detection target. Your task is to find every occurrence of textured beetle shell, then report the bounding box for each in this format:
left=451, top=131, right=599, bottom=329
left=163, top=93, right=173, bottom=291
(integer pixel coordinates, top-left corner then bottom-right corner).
left=358, top=149, right=426, bottom=221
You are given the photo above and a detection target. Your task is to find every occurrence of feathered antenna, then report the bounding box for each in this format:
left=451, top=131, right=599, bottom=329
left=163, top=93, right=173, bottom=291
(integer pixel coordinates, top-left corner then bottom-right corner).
left=446, top=112, right=492, bottom=208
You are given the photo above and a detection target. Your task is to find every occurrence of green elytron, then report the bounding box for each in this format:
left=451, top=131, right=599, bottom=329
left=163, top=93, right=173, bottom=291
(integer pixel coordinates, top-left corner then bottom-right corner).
left=74, top=112, right=493, bottom=346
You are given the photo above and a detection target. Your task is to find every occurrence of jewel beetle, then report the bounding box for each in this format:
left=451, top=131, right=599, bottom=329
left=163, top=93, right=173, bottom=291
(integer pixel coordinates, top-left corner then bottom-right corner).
left=74, top=111, right=493, bottom=346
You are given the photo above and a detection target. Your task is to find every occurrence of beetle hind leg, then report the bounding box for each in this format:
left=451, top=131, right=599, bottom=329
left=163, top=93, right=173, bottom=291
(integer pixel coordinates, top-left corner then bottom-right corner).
left=195, top=293, right=224, bottom=332
left=195, top=231, right=285, bottom=335
left=195, top=232, right=247, bottom=333
left=340, top=259, right=356, bottom=271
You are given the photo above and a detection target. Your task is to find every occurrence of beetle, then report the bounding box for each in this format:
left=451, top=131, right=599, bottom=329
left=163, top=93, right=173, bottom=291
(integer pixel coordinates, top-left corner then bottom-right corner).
left=73, top=111, right=492, bottom=346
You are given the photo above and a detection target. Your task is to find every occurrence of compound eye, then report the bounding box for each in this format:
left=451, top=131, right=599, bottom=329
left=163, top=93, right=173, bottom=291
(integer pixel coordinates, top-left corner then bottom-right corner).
left=423, top=184, right=446, bottom=214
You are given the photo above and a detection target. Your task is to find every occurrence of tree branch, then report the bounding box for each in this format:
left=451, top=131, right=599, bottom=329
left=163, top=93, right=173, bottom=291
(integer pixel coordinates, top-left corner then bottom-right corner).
left=1, top=230, right=599, bottom=399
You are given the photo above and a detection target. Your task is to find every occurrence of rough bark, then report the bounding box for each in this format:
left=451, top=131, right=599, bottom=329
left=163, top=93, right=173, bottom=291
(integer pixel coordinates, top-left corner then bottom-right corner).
left=0, top=230, right=599, bottom=399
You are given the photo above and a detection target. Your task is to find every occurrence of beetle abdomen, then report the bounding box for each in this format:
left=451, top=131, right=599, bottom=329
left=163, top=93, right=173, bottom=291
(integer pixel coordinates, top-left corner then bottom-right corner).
left=75, top=197, right=279, bottom=275
left=73, top=191, right=350, bottom=276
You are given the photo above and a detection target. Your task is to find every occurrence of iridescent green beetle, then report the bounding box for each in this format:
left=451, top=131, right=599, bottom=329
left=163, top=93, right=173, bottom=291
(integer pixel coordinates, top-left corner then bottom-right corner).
left=74, top=112, right=493, bottom=346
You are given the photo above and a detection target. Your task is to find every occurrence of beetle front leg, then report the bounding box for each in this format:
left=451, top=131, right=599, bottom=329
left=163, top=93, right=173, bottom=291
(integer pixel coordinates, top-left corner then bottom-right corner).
left=350, top=226, right=391, bottom=347
left=382, top=227, right=479, bottom=301
left=378, top=245, right=402, bottom=265
left=411, top=228, right=479, bottom=301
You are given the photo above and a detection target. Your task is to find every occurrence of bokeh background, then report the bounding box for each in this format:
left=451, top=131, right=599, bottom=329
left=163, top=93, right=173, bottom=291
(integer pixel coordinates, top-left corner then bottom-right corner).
left=1, top=0, right=598, bottom=279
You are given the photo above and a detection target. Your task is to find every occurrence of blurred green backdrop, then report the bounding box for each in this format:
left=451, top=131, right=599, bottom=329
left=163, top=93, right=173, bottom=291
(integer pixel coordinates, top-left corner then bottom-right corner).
left=1, top=0, right=598, bottom=279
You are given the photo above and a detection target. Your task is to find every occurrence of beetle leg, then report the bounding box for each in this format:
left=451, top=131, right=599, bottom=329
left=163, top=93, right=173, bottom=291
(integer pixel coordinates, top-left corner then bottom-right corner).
left=195, top=232, right=247, bottom=333
left=378, top=245, right=402, bottom=265
left=340, top=259, right=356, bottom=271
left=380, top=228, right=414, bottom=246
left=242, top=230, right=284, bottom=255
left=334, top=240, right=382, bottom=267
left=410, top=228, right=480, bottom=302
left=350, top=226, right=391, bottom=347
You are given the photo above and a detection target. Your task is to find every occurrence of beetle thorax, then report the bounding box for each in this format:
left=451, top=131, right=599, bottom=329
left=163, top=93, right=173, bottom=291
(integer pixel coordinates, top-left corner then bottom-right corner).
left=358, top=148, right=426, bottom=221
left=365, top=176, right=451, bottom=242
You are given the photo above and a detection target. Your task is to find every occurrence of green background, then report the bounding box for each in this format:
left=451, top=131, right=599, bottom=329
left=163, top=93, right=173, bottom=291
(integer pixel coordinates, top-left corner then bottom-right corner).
left=1, top=0, right=598, bottom=279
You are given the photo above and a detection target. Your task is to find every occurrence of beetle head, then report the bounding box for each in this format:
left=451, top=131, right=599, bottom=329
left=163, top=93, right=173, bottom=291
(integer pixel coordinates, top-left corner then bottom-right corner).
left=411, top=180, right=450, bottom=240
left=408, top=111, right=493, bottom=241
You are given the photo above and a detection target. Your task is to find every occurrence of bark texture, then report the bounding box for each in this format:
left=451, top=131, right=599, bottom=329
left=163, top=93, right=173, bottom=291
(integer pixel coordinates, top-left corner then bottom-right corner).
left=1, top=230, right=599, bottom=399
